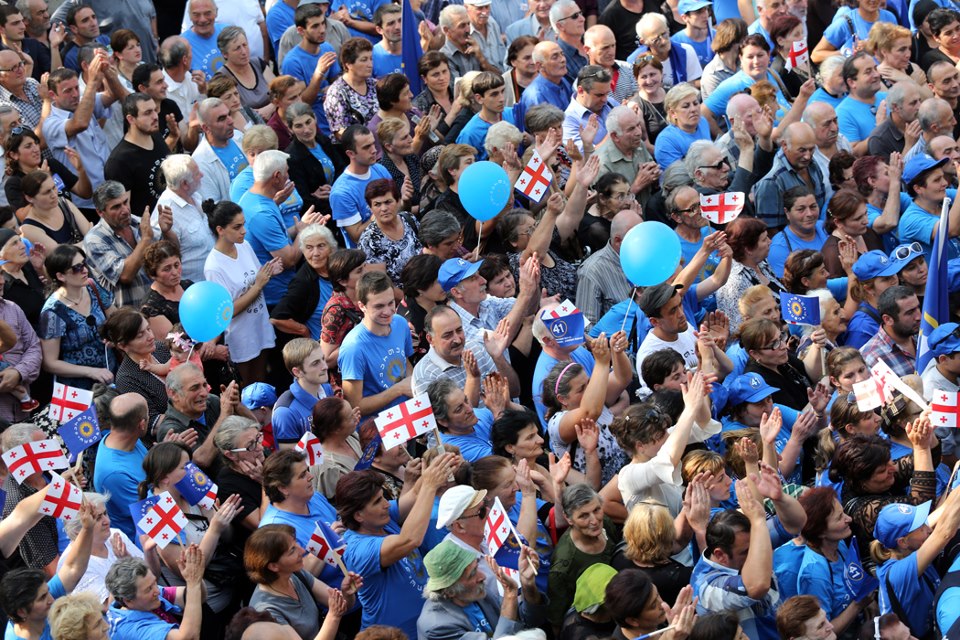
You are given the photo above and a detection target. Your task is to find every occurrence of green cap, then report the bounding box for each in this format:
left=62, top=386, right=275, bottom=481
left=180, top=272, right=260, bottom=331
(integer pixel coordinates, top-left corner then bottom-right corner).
left=424, top=540, right=479, bottom=591
left=572, top=564, right=618, bottom=612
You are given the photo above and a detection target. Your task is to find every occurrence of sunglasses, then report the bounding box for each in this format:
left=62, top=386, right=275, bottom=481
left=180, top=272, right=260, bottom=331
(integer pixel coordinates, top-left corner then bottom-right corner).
left=8, top=125, right=27, bottom=136
left=459, top=504, right=488, bottom=521
left=68, top=261, right=88, bottom=274
left=698, top=159, right=730, bottom=171
left=557, top=10, right=583, bottom=21
left=892, top=242, right=923, bottom=261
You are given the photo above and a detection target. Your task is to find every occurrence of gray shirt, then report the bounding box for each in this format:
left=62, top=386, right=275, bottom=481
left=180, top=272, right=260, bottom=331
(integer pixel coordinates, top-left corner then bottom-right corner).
left=250, top=570, right=320, bottom=640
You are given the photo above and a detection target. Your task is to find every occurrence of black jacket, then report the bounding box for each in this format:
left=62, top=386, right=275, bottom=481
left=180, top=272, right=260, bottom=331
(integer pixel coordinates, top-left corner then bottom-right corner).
left=285, top=136, right=348, bottom=217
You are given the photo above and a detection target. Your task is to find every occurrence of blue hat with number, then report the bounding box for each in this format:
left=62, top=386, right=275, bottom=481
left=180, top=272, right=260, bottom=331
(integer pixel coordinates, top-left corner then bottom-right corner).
left=874, top=501, right=931, bottom=549
left=852, top=250, right=908, bottom=280
left=439, top=258, right=484, bottom=292
left=726, top=373, right=779, bottom=406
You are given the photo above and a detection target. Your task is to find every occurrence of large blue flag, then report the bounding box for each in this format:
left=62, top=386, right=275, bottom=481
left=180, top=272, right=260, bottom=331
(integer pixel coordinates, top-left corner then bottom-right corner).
left=781, top=293, right=820, bottom=326
left=401, top=0, right=423, bottom=95
left=58, top=406, right=101, bottom=463
left=918, top=196, right=951, bottom=374
left=843, top=537, right=879, bottom=601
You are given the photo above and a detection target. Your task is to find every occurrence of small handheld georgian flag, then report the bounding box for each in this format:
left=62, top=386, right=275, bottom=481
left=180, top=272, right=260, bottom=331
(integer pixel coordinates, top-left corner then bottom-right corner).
left=48, top=382, right=93, bottom=423
left=853, top=377, right=884, bottom=411
left=871, top=360, right=929, bottom=410
left=174, top=462, right=218, bottom=509
left=306, top=519, right=347, bottom=566
left=932, top=390, right=960, bottom=428
left=700, top=192, right=745, bottom=225
left=514, top=150, right=553, bottom=203
left=39, top=471, right=82, bottom=520
left=58, top=406, right=101, bottom=463
left=130, top=495, right=161, bottom=535
left=374, top=395, right=437, bottom=450
left=2, top=439, right=70, bottom=483
left=781, top=293, right=821, bottom=326
left=786, top=40, right=809, bottom=71
left=484, top=497, right=518, bottom=557
left=137, top=491, right=187, bottom=549
left=295, top=432, right=324, bottom=467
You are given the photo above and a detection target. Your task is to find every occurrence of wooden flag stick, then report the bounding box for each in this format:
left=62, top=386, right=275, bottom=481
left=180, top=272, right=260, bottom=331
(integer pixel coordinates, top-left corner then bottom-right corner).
left=818, top=326, right=827, bottom=380
left=332, top=551, right=350, bottom=578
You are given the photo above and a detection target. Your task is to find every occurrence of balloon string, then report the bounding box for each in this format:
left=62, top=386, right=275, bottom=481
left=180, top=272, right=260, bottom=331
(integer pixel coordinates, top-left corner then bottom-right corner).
left=620, top=287, right=636, bottom=334
left=475, top=225, right=482, bottom=261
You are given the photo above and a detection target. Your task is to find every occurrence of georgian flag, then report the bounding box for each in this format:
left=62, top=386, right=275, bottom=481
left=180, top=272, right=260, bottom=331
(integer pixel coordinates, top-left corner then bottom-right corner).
left=39, top=472, right=82, bottom=520
left=700, top=192, right=745, bottom=225
left=48, top=382, right=93, bottom=423
left=514, top=150, right=553, bottom=203
left=2, top=439, right=70, bottom=483
left=295, top=432, right=324, bottom=467
left=786, top=40, right=809, bottom=71
left=137, top=491, right=187, bottom=549
left=374, top=395, right=437, bottom=450
left=306, top=519, right=347, bottom=566
left=853, top=377, right=884, bottom=412
left=932, top=390, right=960, bottom=428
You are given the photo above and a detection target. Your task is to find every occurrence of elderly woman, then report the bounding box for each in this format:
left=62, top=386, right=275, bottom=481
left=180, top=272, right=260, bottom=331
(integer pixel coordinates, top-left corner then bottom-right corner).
left=18, top=170, right=91, bottom=251
left=499, top=205, right=578, bottom=302
left=102, top=308, right=171, bottom=429
left=140, top=241, right=192, bottom=337
left=769, top=14, right=809, bottom=98
left=370, top=73, right=435, bottom=156
left=378, top=117, right=423, bottom=213
left=704, top=35, right=793, bottom=126
left=809, top=56, right=847, bottom=108
left=426, top=377, right=498, bottom=462
left=547, top=485, right=620, bottom=630
left=308, top=397, right=362, bottom=499
left=418, top=210, right=465, bottom=260
left=270, top=224, right=336, bottom=340
left=504, top=35, right=539, bottom=106
left=413, top=51, right=464, bottom=141
left=337, top=456, right=460, bottom=639
left=320, top=248, right=366, bottom=371
left=104, top=553, right=204, bottom=640
left=653, top=82, right=712, bottom=170
left=214, top=415, right=267, bottom=538
left=216, top=26, right=273, bottom=114
left=868, top=22, right=928, bottom=87
left=285, top=102, right=346, bottom=216
left=206, top=74, right=266, bottom=134
left=357, top=419, right=412, bottom=500
left=266, top=75, right=305, bottom=151
left=0, top=230, right=45, bottom=328
left=357, top=179, right=422, bottom=287
left=58, top=492, right=144, bottom=603
left=700, top=18, right=748, bottom=100
left=39, top=244, right=114, bottom=389
left=204, top=200, right=280, bottom=385
left=796, top=289, right=848, bottom=358
left=715, top=216, right=786, bottom=332
left=245, top=524, right=358, bottom=640
left=4, top=129, right=91, bottom=212
left=581, top=173, right=633, bottom=255
left=822, top=189, right=884, bottom=278
left=323, top=38, right=378, bottom=141
left=49, top=592, right=110, bottom=640
left=611, top=502, right=692, bottom=607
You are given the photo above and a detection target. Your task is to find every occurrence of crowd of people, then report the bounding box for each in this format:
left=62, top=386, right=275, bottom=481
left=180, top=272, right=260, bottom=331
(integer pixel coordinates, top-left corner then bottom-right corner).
left=2, top=0, right=960, bottom=639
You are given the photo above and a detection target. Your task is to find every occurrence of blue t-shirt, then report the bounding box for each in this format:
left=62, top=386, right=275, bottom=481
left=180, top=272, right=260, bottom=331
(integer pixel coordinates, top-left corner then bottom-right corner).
left=272, top=380, right=333, bottom=444
left=679, top=226, right=720, bottom=284
left=330, top=0, right=390, bottom=42
left=824, top=9, right=897, bottom=52
left=308, top=146, right=336, bottom=183
left=309, top=278, right=335, bottom=339
left=231, top=166, right=304, bottom=230
left=899, top=201, right=960, bottom=263
left=259, top=492, right=344, bottom=590
left=329, top=164, right=392, bottom=248
left=4, top=577, right=65, bottom=640
left=845, top=303, right=880, bottom=349
left=797, top=541, right=854, bottom=619
left=747, top=20, right=774, bottom=49
left=705, top=70, right=790, bottom=123
left=238, top=191, right=295, bottom=306
left=372, top=41, right=403, bottom=78
left=866, top=195, right=910, bottom=253
left=281, top=43, right=341, bottom=137
left=936, top=553, right=960, bottom=635
left=338, top=315, right=414, bottom=418
left=181, top=24, right=226, bottom=79
left=772, top=541, right=806, bottom=602
left=809, top=87, right=845, bottom=109
left=94, top=434, right=148, bottom=542
left=457, top=108, right=517, bottom=161
left=878, top=553, right=940, bottom=637
left=768, top=222, right=830, bottom=278
left=836, top=93, right=887, bottom=143
left=671, top=30, right=714, bottom=68
left=654, top=119, right=712, bottom=169
left=532, top=345, right=595, bottom=429
left=266, top=0, right=295, bottom=53
left=441, top=408, right=495, bottom=461
left=590, top=299, right=654, bottom=359
left=210, top=139, right=247, bottom=182
left=106, top=596, right=179, bottom=640
left=343, top=507, right=428, bottom=639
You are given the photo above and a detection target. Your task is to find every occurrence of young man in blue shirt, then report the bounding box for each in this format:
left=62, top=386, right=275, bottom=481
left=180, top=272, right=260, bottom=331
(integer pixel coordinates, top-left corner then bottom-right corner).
left=371, top=4, right=402, bottom=78
left=272, top=338, right=335, bottom=448
left=330, top=125, right=391, bottom=248
left=836, top=52, right=887, bottom=155
left=456, top=71, right=515, bottom=160
left=281, top=3, right=341, bottom=138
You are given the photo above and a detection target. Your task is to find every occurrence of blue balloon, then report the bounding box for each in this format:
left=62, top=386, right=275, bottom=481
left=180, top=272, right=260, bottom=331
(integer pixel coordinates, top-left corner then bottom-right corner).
left=178, top=281, right=234, bottom=343
left=458, top=161, right=511, bottom=222
left=619, top=222, right=682, bottom=287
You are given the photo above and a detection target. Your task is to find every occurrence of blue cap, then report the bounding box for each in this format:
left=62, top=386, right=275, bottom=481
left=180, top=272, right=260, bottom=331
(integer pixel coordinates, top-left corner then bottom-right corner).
left=439, top=258, right=483, bottom=292
left=678, top=0, right=712, bottom=12
left=852, top=250, right=907, bottom=280
left=241, top=382, right=277, bottom=410
left=930, top=322, right=960, bottom=357
left=873, top=501, right=931, bottom=549
left=902, top=155, right=948, bottom=187
left=726, top=373, right=780, bottom=406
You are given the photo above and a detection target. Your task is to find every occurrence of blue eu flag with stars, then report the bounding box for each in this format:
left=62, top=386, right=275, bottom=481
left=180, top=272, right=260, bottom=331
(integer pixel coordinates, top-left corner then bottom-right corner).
left=781, top=293, right=820, bottom=326
left=58, top=406, right=101, bottom=463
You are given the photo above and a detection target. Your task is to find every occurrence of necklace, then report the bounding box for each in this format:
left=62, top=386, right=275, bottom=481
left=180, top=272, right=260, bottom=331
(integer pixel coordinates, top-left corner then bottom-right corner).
left=59, top=289, right=84, bottom=306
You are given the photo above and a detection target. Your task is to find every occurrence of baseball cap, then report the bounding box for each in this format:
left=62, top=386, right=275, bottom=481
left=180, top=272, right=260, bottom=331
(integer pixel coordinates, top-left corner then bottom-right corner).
left=464, top=0, right=492, bottom=5
left=678, top=0, right=712, bottom=13
left=424, top=540, right=479, bottom=591
left=241, top=382, right=277, bottom=410
left=902, top=155, right=948, bottom=188
left=639, top=283, right=683, bottom=317
left=930, top=322, right=960, bottom=357
left=436, top=485, right=487, bottom=529
left=873, top=501, right=931, bottom=549
left=439, top=258, right=483, bottom=292
left=726, top=373, right=779, bottom=406
left=851, top=250, right=908, bottom=281
left=572, top=564, right=618, bottom=613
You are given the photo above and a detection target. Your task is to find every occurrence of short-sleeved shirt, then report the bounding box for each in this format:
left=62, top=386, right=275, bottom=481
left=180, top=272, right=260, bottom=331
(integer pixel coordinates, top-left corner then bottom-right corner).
left=439, top=409, right=495, bottom=461
left=330, top=0, right=389, bottom=41
left=94, top=434, right=148, bottom=541
left=82, top=218, right=152, bottom=309
left=329, top=164, right=392, bottom=248
left=182, top=24, right=226, bottom=79
left=768, top=223, right=830, bottom=277
left=338, top=315, right=414, bottom=417
left=4, top=576, right=65, bottom=640
left=271, top=380, right=332, bottom=444
left=107, top=596, right=180, bottom=640
left=372, top=41, right=403, bottom=78
left=899, top=201, right=960, bottom=262
left=42, top=95, right=112, bottom=209
left=837, top=93, right=887, bottom=143
left=653, top=120, right=712, bottom=169
left=281, top=43, right=340, bottom=137
left=249, top=570, right=321, bottom=639
left=259, top=493, right=344, bottom=590
left=878, top=553, right=940, bottom=636
left=824, top=9, right=898, bottom=52
left=239, top=191, right=295, bottom=306
left=266, top=0, right=295, bottom=53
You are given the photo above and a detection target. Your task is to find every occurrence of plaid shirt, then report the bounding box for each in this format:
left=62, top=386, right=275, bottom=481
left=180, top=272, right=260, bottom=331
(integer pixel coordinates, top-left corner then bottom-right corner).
left=692, top=554, right=781, bottom=640
left=82, top=217, right=152, bottom=309
left=0, top=78, right=42, bottom=129
left=860, top=328, right=917, bottom=377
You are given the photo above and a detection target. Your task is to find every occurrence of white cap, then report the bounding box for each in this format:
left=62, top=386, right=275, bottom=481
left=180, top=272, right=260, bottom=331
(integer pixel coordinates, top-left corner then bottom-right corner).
left=436, top=485, right=487, bottom=529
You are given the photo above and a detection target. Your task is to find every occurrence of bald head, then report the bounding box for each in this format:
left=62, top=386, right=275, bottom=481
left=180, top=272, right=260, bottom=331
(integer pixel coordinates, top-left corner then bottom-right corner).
left=109, top=393, right=148, bottom=433
left=801, top=101, right=839, bottom=149
left=930, top=135, right=959, bottom=169
left=781, top=122, right=816, bottom=169
left=782, top=122, right=815, bottom=148
left=0, top=50, right=24, bottom=88
left=583, top=25, right=617, bottom=66
left=611, top=210, right=643, bottom=251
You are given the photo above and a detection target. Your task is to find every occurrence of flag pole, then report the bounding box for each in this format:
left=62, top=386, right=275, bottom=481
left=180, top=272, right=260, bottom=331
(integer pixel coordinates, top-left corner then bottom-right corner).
left=620, top=287, right=637, bottom=334
left=819, top=326, right=827, bottom=381
left=332, top=551, right=350, bottom=578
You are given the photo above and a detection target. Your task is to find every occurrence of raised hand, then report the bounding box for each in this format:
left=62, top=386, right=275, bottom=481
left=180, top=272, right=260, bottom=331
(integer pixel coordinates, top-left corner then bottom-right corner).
left=575, top=153, right=601, bottom=189
left=580, top=114, right=600, bottom=149
left=733, top=436, right=760, bottom=467
left=735, top=478, right=766, bottom=523
left=549, top=451, right=572, bottom=486
left=683, top=474, right=711, bottom=534
left=751, top=461, right=784, bottom=501
left=210, top=493, right=243, bottom=531
left=178, top=544, right=205, bottom=585
left=591, top=332, right=611, bottom=365
left=574, top=417, right=599, bottom=454
left=273, top=179, right=295, bottom=205
left=514, top=458, right=536, bottom=496
left=111, top=531, right=129, bottom=558
left=483, top=318, right=512, bottom=359
left=759, top=407, right=783, bottom=445
left=422, top=452, right=459, bottom=490
left=681, top=370, right=705, bottom=410
left=463, top=349, right=480, bottom=378
left=536, top=127, right=561, bottom=162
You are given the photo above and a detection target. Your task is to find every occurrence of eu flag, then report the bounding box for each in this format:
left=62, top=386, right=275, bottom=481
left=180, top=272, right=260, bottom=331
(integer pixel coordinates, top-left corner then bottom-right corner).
left=401, top=0, right=423, bottom=95
left=58, top=406, right=101, bottom=463
left=354, top=434, right=381, bottom=471
left=174, top=462, right=218, bottom=509
left=780, top=293, right=820, bottom=326
left=918, top=197, right=950, bottom=374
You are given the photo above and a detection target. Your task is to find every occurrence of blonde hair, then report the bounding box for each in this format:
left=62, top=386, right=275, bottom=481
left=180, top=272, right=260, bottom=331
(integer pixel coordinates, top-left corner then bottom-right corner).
left=738, top=285, right=776, bottom=321
left=623, top=502, right=675, bottom=564
left=866, top=21, right=912, bottom=56
left=49, top=592, right=104, bottom=640
left=681, top=449, right=725, bottom=484
left=241, top=124, right=279, bottom=154
left=376, top=117, right=408, bottom=148
left=456, top=71, right=482, bottom=106
left=282, top=337, right=322, bottom=373
left=664, top=83, right=700, bottom=125
left=869, top=539, right=898, bottom=565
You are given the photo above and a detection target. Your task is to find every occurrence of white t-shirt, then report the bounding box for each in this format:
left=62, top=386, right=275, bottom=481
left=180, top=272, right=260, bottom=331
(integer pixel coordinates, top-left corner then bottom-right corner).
left=57, top=528, right=143, bottom=602
left=204, top=241, right=276, bottom=363
left=635, top=327, right=699, bottom=391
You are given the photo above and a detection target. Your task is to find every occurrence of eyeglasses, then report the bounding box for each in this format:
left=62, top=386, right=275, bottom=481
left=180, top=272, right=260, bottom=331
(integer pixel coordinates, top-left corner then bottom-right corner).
left=230, top=432, right=264, bottom=453
left=458, top=504, right=488, bottom=520
left=698, top=159, right=730, bottom=171
left=674, top=203, right=701, bottom=216
left=759, top=330, right=789, bottom=350
left=646, top=32, right=669, bottom=43
left=68, top=261, right=88, bottom=274
left=611, top=191, right=635, bottom=201
left=557, top=10, right=583, bottom=21
left=0, top=61, right=25, bottom=73
left=893, top=242, right=923, bottom=261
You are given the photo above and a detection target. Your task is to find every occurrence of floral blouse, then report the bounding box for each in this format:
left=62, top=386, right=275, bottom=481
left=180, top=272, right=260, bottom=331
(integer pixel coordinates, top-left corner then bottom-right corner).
left=320, top=293, right=363, bottom=385
left=508, top=248, right=577, bottom=303
left=357, top=215, right=423, bottom=287
left=323, top=76, right=379, bottom=140
left=715, top=260, right=786, bottom=332
left=38, top=282, right=115, bottom=390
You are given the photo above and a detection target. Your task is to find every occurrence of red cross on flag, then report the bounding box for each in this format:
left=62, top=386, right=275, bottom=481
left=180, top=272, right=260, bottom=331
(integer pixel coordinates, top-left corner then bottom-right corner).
left=39, top=471, right=82, bottom=520
left=932, top=391, right=960, bottom=428
left=295, top=432, right=324, bottom=467
left=48, top=382, right=93, bottom=423
left=853, top=377, right=884, bottom=411
left=549, top=299, right=578, bottom=318
left=700, top=192, right=745, bottom=225
left=514, top=150, right=553, bottom=203
left=786, top=40, right=809, bottom=71
left=871, top=360, right=930, bottom=410
left=137, top=491, right=187, bottom=549
left=484, top=496, right=517, bottom=556
left=374, top=394, right=437, bottom=450
left=2, top=439, right=70, bottom=484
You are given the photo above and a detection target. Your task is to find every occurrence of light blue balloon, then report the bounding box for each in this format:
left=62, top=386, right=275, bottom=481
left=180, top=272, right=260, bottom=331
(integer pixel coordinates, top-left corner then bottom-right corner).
left=619, top=222, right=682, bottom=287
left=179, top=281, right=234, bottom=343
left=458, top=161, right=511, bottom=222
